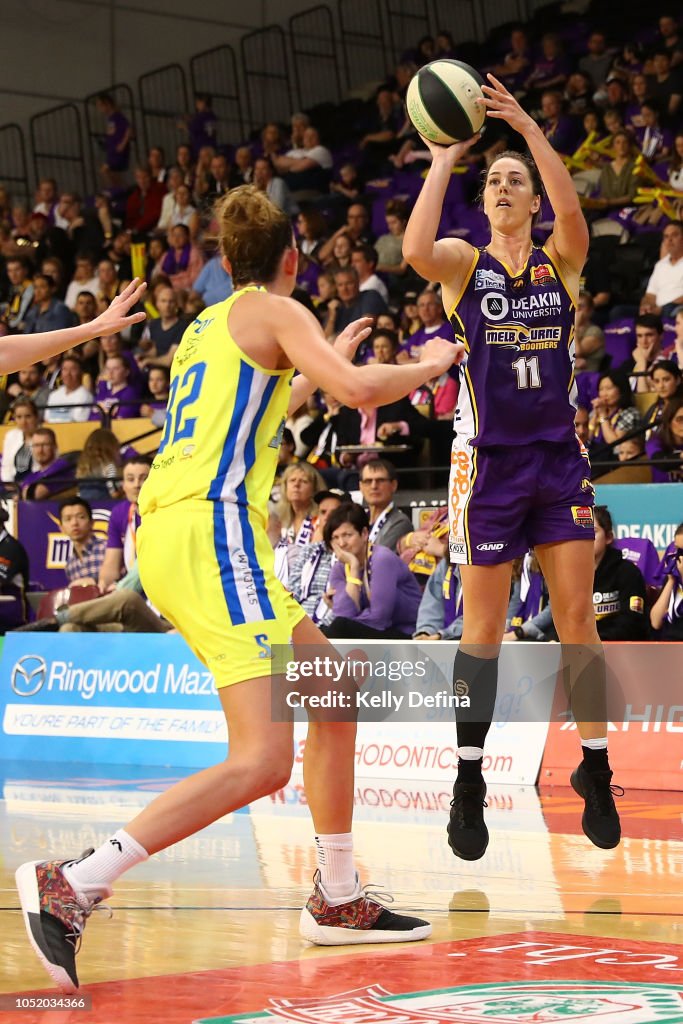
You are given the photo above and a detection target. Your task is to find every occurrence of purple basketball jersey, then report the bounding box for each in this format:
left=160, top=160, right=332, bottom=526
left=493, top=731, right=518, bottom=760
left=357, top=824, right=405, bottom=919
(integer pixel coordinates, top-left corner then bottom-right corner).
left=450, top=247, right=578, bottom=447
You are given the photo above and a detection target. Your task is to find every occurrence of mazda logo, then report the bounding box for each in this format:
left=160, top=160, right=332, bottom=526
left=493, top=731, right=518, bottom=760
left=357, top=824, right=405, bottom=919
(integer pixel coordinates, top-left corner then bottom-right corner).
left=11, top=654, right=47, bottom=697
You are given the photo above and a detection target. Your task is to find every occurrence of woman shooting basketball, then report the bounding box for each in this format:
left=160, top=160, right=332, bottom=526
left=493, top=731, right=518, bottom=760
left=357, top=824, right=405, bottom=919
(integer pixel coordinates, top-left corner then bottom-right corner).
left=403, top=74, right=622, bottom=862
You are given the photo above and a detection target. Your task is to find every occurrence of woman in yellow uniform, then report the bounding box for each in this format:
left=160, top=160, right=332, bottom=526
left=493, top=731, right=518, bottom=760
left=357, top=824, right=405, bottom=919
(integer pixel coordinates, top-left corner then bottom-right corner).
left=16, top=186, right=461, bottom=992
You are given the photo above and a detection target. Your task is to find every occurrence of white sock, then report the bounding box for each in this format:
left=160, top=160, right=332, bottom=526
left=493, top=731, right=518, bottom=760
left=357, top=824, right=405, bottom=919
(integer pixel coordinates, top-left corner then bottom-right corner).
left=582, top=736, right=608, bottom=749
left=315, top=833, right=358, bottom=903
left=458, top=746, right=484, bottom=759
left=63, top=829, right=149, bottom=900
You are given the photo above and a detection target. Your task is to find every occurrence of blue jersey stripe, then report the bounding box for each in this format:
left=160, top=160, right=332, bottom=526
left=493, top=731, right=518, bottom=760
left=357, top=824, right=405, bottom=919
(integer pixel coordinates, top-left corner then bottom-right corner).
left=236, top=374, right=279, bottom=619
left=208, top=360, right=254, bottom=502
left=210, top=361, right=254, bottom=622
left=213, top=502, right=245, bottom=626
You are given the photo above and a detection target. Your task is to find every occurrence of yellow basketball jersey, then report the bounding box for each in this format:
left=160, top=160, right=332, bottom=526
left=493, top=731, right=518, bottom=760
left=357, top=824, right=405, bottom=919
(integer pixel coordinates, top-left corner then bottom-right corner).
left=139, top=286, right=293, bottom=526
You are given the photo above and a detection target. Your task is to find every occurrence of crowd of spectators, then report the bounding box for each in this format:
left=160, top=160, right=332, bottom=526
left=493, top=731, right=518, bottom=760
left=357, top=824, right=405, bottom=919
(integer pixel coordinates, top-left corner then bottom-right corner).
left=0, top=3, right=682, bottom=640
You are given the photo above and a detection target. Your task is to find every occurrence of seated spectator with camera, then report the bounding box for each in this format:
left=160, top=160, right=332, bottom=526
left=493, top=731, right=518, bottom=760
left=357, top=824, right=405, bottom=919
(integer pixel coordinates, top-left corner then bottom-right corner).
left=650, top=524, right=683, bottom=640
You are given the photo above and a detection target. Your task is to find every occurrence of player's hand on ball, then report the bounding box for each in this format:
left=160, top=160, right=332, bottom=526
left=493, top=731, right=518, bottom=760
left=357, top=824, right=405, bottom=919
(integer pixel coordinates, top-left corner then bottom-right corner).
left=419, top=133, right=481, bottom=166
left=421, top=336, right=465, bottom=374
left=334, top=316, right=373, bottom=361
left=93, top=278, right=147, bottom=336
left=480, top=74, right=535, bottom=134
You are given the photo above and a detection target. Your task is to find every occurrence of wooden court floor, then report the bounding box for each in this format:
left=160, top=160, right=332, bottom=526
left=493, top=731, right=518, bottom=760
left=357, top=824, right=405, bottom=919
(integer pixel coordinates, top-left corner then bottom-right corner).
left=1, top=764, right=681, bottom=1023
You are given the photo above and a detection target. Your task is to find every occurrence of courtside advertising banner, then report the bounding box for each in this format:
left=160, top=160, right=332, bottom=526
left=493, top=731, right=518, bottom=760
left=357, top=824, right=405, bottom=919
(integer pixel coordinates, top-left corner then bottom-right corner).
left=0, top=635, right=553, bottom=785
left=594, top=483, right=683, bottom=549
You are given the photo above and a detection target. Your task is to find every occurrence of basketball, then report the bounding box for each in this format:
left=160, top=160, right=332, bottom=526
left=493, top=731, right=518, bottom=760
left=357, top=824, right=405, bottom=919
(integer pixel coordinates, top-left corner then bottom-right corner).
left=406, top=59, right=486, bottom=145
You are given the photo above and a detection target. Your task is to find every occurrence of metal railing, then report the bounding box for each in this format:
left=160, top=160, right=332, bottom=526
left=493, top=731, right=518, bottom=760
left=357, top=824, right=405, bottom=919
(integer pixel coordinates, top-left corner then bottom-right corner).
left=241, top=26, right=293, bottom=133
left=190, top=45, right=244, bottom=150
left=289, top=6, right=342, bottom=110
left=0, top=124, right=30, bottom=205
left=385, top=0, right=430, bottom=64
left=338, top=0, right=389, bottom=91
left=29, top=104, right=88, bottom=197
left=138, top=64, right=189, bottom=161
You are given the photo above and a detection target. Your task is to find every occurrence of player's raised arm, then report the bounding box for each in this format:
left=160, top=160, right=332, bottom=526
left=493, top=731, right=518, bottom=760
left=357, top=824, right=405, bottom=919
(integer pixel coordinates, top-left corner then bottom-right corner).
left=402, top=135, right=479, bottom=283
left=287, top=316, right=374, bottom=415
left=0, top=279, right=147, bottom=375
left=481, top=73, right=589, bottom=274
left=270, top=297, right=462, bottom=408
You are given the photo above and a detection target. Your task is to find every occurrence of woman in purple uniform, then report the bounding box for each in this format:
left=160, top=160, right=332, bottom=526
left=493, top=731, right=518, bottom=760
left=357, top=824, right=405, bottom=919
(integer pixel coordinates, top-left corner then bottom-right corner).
left=404, top=74, right=622, bottom=861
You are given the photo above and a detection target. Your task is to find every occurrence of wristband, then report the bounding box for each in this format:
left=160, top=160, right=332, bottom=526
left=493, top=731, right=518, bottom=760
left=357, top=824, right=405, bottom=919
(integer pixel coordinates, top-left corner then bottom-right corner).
left=513, top=625, right=526, bottom=640
left=346, top=576, right=362, bottom=586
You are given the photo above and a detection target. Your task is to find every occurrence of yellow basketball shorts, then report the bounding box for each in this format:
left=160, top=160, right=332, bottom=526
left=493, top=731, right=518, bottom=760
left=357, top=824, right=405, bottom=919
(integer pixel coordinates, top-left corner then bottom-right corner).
left=137, top=501, right=306, bottom=688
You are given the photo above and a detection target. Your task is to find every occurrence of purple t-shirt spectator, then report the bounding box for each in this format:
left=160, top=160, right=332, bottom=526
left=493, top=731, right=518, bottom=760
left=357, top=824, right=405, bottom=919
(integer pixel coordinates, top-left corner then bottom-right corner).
left=543, top=115, right=579, bottom=155
left=526, top=54, right=571, bottom=90
left=108, top=499, right=141, bottom=574
left=645, top=435, right=683, bottom=482
left=21, top=457, right=76, bottom=499
left=399, top=321, right=456, bottom=361
left=189, top=110, right=218, bottom=157
left=328, top=545, right=422, bottom=635
left=106, top=111, right=131, bottom=172
left=613, top=536, right=662, bottom=586
left=94, top=380, right=144, bottom=418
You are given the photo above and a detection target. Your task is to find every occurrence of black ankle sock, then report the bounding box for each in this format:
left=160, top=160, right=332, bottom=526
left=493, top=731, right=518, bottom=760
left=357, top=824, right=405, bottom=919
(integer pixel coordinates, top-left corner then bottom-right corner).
left=453, top=650, right=499, bottom=751
left=457, top=757, right=484, bottom=783
left=581, top=745, right=610, bottom=773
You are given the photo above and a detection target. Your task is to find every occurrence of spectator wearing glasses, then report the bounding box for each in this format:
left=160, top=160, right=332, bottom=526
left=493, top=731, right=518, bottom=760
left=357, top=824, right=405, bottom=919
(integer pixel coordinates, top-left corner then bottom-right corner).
left=20, top=428, right=76, bottom=500
left=358, top=458, right=412, bottom=551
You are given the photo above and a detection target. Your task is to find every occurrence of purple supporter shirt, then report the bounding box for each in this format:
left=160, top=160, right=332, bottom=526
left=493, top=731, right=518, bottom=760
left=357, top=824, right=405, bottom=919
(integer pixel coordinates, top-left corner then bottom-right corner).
left=612, top=536, right=661, bottom=586
left=21, top=457, right=75, bottom=498
left=105, top=111, right=131, bottom=171
left=94, top=380, right=143, bottom=418
left=108, top=499, right=141, bottom=573
left=645, top=435, right=683, bottom=482
left=329, top=545, right=422, bottom=635
left=189, top=110, right=217, bottom=156
left=398, top=321, right=456, bottom=361
left=450, top=246, right=577, bottom=447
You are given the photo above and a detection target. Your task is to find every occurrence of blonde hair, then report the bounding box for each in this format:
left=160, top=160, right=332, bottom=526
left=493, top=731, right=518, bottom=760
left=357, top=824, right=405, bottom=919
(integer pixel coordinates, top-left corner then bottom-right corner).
left=215, top=185, right=292, bottom=287
left=76, top=428, right=122, bottom=478
left=276, top=462, right=325, bottom=528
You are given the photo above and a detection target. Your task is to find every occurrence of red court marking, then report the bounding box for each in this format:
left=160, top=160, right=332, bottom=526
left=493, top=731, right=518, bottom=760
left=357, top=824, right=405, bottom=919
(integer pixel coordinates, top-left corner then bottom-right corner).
left=539, top=787, right=683, bottom=842
left=4, top=931, right=682, bottom=1024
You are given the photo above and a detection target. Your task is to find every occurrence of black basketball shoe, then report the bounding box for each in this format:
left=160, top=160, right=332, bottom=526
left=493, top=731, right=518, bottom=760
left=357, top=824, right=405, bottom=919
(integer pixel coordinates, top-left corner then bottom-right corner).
left=447, top=779, right=489, bottom=860
left=15, top=850, right=111, bottom=991
left=570, top=763, right=623, bottom=850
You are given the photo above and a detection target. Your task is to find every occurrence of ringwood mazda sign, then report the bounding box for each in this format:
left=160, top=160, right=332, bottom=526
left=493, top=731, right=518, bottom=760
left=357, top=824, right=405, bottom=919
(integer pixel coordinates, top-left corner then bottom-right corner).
left=11, top=655, right=48, bottom=697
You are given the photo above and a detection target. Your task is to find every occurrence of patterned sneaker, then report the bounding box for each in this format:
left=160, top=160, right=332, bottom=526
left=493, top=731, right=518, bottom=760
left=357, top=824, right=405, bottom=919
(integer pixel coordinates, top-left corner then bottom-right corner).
left=15, top=850, right=112, bottom=992
left=447, top=779, right=489, bottom=860
left=300, top=871, right=431, bottom=945
left=570, top=763, right=623, bottom=850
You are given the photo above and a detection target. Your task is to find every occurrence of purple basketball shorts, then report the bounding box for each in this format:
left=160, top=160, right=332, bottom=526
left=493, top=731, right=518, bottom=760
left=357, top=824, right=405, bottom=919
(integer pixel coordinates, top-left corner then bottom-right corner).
left=448, top=436, right=595, bottom=565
